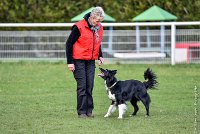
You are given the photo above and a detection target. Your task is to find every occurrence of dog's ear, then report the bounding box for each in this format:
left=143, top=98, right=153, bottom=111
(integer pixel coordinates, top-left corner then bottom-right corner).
left=99, top=68, right=106, bottom=72
left=112, top=70, right=117, bottom=75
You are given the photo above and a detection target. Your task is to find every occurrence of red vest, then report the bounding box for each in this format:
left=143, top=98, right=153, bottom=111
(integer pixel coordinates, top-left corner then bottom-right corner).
left=72, top=19, right=103, bottom=60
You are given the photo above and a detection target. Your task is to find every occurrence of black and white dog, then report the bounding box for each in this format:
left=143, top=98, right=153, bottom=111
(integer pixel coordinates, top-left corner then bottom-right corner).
left=98, top=68, right=158, bottom=119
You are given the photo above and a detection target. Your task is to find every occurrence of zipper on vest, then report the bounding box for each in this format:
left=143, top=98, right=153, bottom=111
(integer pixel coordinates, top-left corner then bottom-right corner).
left=91, top=32, right=95, bottom=60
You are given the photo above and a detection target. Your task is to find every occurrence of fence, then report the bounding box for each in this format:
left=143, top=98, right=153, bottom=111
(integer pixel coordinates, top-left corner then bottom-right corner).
left=0, top=22, right=200, bottom=65
left=0, top=31, right=67, bottom=60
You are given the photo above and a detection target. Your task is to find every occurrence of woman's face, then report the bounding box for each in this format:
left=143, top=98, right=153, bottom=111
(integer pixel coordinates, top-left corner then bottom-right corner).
left=90, top=16, right=103, bottom=26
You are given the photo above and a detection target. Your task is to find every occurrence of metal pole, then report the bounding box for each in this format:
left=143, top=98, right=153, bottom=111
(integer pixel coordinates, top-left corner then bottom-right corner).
left=136, top=25, right=140, bottom=53
left=171, top=23, right=176, bottom=65
left=108, top=26, right=113, bottom=53
left=160, top=25, right=165, bottom=53
left=146, top=26, right=151, bottom=48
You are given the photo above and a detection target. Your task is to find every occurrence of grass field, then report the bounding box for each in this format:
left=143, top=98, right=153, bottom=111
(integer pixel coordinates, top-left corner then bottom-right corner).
left=0, top=62, right=199, bottom=134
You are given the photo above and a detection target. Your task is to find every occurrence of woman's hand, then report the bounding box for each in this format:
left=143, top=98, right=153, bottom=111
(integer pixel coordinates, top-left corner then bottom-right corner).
left=68, top=64, right=75, bottom=72
left=99, top=57, right=104, bottom=66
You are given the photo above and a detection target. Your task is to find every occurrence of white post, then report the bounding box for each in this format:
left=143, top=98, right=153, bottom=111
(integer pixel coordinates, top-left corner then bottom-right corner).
left=160, top=25, right=165, bottom=53
left=171, top=23, right=176, bottom=65
left=108, top=26, right=113, bottom=53
left=146, top=26, right=151, bottom=48
left=136, top=25, right=140, bottom=53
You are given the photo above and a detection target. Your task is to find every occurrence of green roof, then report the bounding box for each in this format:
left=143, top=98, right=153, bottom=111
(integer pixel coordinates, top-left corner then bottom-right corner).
left=132, top=5, right=177, bottom=21
left=71, top=7, right=116, bottom=22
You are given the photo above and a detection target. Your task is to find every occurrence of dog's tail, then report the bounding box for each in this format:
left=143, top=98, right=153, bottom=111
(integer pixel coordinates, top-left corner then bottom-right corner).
left=143, top=68, right=158, bottom=89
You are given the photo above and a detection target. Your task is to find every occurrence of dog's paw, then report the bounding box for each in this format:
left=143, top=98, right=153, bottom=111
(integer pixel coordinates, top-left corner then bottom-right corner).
left=117, top=117, right=123, bottom=119
left=145, top=115, right=149, bottom=118
left=104, top=114, right=110, bottom=118
left=130, top=114, right=136, bottom=117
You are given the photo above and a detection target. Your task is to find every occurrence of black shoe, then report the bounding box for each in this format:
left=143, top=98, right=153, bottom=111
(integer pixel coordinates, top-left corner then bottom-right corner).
left=78, top=114, right=88, bottom=118
left=87, top=113, right=94, bottom=118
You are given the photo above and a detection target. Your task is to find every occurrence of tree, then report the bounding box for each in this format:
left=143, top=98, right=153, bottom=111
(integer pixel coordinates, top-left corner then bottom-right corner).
left=0, top=0, right=199, bottom=23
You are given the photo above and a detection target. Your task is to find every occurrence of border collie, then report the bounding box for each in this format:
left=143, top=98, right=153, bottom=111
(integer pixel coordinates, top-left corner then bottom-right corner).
left=98, top=68, right=158, bottom=119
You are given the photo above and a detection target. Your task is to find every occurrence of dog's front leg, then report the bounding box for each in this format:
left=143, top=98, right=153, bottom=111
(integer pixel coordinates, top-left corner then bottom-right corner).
left=118, top=104, right=127, bottom=119
left=104, top=102, right=117, bottom=117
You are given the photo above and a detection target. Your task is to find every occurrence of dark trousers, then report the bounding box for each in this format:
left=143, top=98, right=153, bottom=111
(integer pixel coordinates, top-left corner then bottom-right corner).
left=73, top=60, right=95, bottom=115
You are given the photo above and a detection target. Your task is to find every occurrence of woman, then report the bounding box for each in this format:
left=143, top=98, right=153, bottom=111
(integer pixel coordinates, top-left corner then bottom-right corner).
left=66, top=7, right=105, bottom=118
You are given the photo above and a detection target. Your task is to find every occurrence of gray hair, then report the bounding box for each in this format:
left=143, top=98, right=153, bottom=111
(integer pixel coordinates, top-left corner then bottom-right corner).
left=90, top=6, right=105, bottom=20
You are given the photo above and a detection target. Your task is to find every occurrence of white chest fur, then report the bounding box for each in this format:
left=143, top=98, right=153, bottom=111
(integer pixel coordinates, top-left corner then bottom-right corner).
left=108, top=91, right=116, bottom=101
left=104, top=81, right=116, bottom=101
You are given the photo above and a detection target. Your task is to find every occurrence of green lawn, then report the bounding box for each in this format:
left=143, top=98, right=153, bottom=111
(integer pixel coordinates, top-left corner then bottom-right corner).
left=0, top=62, right=199, bottom=134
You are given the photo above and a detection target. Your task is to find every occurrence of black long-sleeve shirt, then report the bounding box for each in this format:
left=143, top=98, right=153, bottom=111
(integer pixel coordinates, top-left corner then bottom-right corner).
left=65, top=26, right=80, bottom=64
left=66, top=13, right=103, bottom=64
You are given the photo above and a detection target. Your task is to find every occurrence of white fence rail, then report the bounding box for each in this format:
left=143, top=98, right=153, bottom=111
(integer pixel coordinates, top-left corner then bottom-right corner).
left=0, top=22, right=200, bottom=65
